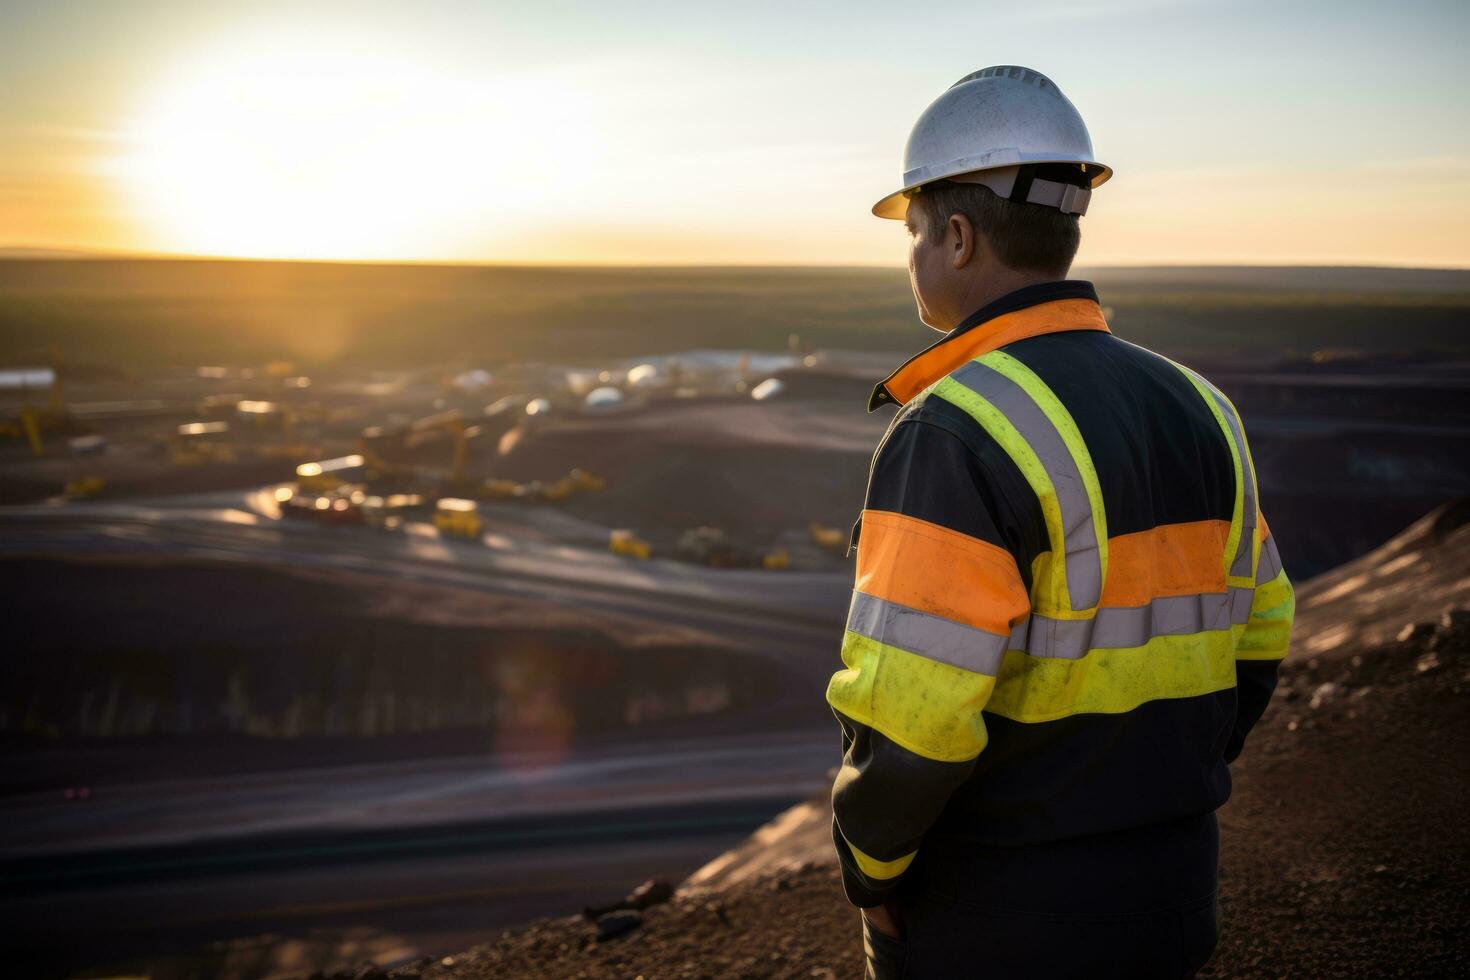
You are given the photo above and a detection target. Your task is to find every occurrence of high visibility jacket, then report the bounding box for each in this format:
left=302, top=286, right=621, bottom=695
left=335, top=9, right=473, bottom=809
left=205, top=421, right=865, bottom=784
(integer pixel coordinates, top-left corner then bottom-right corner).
left=827, top=280, right=1294, bottom=907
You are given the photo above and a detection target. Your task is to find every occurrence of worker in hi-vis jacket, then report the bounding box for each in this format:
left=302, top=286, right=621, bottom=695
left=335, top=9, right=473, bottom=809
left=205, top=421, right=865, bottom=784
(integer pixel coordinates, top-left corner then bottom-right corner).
left=828, top=66, right=1294, bottom=979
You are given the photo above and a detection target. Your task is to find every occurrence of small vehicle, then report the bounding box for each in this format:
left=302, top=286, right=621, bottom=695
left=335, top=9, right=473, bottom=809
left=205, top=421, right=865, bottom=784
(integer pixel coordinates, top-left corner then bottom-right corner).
left=434, top=498, right=483, bottom=539
left=610, top=528, right=651, bottom=560
left=809, top=522, right=848, bottom=555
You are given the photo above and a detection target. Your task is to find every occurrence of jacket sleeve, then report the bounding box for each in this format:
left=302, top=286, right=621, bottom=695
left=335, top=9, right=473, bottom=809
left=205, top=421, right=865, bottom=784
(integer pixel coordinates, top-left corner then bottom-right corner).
left=1226, top=514, right=1294, bottom=763
left=826, top=419, right=1031, bottom=906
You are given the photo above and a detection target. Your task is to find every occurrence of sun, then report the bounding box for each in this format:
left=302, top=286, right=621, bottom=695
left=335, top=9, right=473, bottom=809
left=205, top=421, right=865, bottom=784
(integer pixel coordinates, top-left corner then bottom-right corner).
left=115, top=36, right=593, bottom=260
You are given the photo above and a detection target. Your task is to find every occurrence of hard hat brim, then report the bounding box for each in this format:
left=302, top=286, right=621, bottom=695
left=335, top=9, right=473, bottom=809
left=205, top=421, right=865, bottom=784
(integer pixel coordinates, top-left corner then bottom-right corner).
left=871, top=160, right=1112, bottom=220
left=872, top=190, right=912, bottom=221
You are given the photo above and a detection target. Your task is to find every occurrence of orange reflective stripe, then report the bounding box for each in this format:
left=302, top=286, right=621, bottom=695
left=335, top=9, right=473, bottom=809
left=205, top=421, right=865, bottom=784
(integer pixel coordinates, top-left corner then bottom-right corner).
left=880, top=299, right=1110, bottom=406
left=855, top=510, right=1029, bottom=635
left=1099, top=520, right=1231, bottom=607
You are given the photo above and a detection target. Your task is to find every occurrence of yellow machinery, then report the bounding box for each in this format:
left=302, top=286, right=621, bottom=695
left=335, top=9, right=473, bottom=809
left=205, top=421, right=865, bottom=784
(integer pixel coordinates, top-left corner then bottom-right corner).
left=483, top=468, right=605, bottom=503
left=296, top=454, right=367, bottom=494
left=570, top=468, right=605, bottom=492
left=762, top=547, right=791, bottom=571
left=359, top=410, right=473, bottom=487
left=64, top=475, right=104, bottom=498
left=610, top=528, right=651, bottom=560
left=434, top=497, right=484, bottom=539
left=540, top=478, right=575, bottom=502
left=809, top=522, right=848, bottom=555
left=0, top=406, right=51, bottom=455
left=0, top=353, right=67, bottom=455
left=17, top=408, right=43, bottom=456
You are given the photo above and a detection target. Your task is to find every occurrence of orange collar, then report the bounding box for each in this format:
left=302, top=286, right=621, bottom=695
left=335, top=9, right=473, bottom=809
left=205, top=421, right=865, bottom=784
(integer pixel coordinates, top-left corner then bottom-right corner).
left=869, top=280, right=1110, bottom=411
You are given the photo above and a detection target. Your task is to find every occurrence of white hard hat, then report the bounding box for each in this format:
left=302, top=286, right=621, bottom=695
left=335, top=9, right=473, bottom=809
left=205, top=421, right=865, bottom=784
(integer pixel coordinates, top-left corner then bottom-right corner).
left=873, top=66, right=1111, bottom=220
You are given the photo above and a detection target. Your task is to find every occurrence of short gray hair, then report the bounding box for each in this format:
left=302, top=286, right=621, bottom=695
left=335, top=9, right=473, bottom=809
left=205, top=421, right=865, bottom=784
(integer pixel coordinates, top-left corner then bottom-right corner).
left=910, top=180, right=1081, bottom=278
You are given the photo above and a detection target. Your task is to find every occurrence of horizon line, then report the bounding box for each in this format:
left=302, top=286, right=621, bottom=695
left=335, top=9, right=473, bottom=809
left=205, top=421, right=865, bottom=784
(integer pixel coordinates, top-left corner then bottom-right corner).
left=2, top=246, right=1469, bottom=274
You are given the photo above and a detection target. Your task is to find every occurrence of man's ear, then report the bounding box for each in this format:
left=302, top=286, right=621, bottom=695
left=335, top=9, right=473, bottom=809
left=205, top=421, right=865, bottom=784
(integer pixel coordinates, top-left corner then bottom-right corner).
left=948, top=213, right=977, bottom=270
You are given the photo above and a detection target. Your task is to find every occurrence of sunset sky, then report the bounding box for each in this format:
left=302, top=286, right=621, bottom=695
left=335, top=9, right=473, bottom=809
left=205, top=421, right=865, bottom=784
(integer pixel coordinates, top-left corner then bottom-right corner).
left=2, top=0, right=1466, bottom=267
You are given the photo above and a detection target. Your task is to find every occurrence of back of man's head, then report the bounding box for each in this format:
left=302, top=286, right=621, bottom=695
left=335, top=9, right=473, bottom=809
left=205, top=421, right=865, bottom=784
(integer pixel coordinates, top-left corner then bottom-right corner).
left=910, top=181, right=1081, bottom=279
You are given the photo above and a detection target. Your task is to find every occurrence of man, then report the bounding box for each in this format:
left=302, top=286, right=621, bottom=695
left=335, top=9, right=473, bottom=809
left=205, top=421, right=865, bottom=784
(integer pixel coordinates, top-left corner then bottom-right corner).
left=827, top=66, right=1294, bottom=979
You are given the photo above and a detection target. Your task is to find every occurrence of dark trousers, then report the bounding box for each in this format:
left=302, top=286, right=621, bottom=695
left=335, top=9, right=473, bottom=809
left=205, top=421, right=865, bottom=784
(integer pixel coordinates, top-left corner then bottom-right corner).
left=864, top=812, right=1221, bottom=980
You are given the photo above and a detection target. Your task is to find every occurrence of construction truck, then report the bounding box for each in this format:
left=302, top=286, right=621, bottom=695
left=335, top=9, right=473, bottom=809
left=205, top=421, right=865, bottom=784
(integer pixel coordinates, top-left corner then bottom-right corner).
left=434, top=498, right=483, bottom=539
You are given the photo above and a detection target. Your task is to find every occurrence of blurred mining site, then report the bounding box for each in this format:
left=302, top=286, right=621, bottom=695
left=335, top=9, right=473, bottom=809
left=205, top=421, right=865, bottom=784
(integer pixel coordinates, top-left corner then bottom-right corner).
left=2, top=264, right=1469, bottom=978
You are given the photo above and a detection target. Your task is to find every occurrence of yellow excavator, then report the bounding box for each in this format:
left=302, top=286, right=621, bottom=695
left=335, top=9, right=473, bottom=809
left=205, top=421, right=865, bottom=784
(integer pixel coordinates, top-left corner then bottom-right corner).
left=0, top=349, right=67, bottom=455
left=361, top=410, right=475, bottom=488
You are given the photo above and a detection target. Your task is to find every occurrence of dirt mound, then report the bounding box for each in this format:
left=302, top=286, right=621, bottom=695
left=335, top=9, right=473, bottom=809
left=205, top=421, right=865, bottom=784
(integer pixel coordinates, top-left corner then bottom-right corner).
left=679, top=795, right=834, bottom=896
left=1292, top=498, right=1470, bottom=660
left=382, top=507, right=1470, bottom=980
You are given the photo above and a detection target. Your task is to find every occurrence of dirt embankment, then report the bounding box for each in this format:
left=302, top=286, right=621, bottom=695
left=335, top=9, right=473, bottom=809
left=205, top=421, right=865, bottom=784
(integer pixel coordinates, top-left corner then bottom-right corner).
left=357, top=503, right=1470, bottom=980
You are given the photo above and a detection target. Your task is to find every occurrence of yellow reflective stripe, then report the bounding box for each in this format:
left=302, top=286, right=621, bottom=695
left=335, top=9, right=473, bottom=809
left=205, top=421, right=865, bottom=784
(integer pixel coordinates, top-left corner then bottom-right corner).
left=931, top=376, right=1079, bottom=618
left=1173, top=366, right=1245, bottom=583
left=1214, top=385, right=1260, bottom=582
left=826, top=631, right=995, bottom=763
left=978, top=349, right=1109, bottom=597
left=986, top=629, right=1238, bottom=723
left=845, top=838, right=917, bottom=881
left=1241, top=419, right=1261, bottom=581
left=1237, top=568, right=1295, bottom=661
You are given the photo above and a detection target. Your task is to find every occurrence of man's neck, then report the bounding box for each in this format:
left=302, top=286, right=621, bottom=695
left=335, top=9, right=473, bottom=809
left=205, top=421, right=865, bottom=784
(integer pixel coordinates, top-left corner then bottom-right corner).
left=942, top=269, right=1065, bottom=331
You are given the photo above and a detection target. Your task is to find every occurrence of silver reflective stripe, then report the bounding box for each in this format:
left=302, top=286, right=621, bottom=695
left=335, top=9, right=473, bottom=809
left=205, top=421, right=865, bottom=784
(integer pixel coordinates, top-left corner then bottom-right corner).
left=1229, top=583, right=1254, bottom=624
left=846, top=591, right=1008, bottom=677
left=951, top=361, right=1102, bottom=610
left=1014, top=588, right=1257, bottom=659
left=1256, top=535, right=1283, bottom=586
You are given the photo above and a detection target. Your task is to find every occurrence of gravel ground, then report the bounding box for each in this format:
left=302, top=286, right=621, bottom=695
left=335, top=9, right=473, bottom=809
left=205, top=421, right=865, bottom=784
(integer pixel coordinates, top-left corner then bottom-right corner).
left=322, top=607, right=1469, bottom=980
